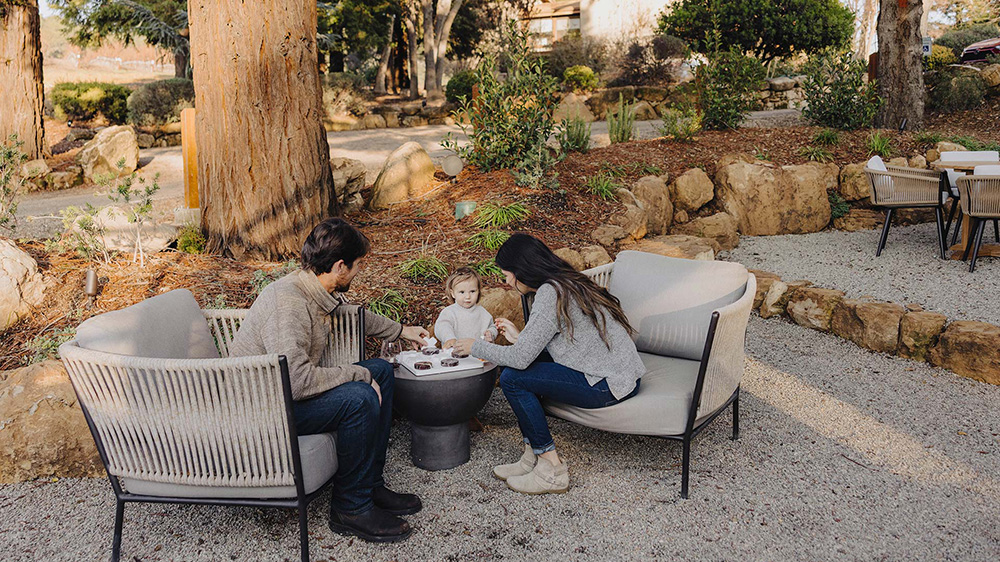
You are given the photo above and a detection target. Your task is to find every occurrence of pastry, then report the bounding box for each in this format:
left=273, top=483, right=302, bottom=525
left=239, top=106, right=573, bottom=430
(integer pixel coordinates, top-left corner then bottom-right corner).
left=421, top=347, right=440, bottom=355
left=452, top=352, right=469, bottom=359
left=441, top=358, right=459, bottom=367
left=414, top=361, right=432, bottom=370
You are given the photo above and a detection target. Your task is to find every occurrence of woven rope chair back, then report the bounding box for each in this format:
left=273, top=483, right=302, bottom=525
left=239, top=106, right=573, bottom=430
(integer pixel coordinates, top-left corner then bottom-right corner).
left=696, top=274, right=755, bottom=418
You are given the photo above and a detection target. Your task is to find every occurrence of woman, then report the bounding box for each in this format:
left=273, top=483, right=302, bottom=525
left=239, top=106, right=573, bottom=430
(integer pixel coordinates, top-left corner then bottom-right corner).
left=452, top=234, right=645, bottom=495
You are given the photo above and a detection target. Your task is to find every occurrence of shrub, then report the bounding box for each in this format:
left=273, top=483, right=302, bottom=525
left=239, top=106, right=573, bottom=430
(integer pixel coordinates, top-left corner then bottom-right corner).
left=563, top=65, right=598, bottom=92
left=829, top=191, right=849, bottom=220
left=1, top=135, right=27, bottom=234
left=51, top=81, right=131, bottom=124
left=101, top=161, right=161, bottom=267
left=801, top=51, right=880, bottom=130
left=610, top=34, right=688, bottom=86
left=445, top=69, right=477, bottom=103
left=813, top=128, right=840, bottom=146
left=251, top=261, right=300, bottom=296
left=947, top=135, right=1000, bottom=152
left=607, top=94, right=635, bottom=144
left=51, top=204, right=110, bottom=264
left=25, top=327, right=76, bottom=364
left=697, top=41, right=766, bottom=130
left=659, top=106, right=702, bottom=142
left=512, top=140, right=560, bottom=190
left=936, top=23, right=1000, bottom=58
left=926, top=68, right=988, bottom=113
left=584, top=173, right=620, bottom=200
left=442, top=21, right=559, bottom=172
left=924, top=44, right=958, bottom=71
left=400, top=255, right=449, bottom=283
left=176, top=224, right=206, bottom=254
left=469, top=258, right=502, bottom=281
left=915, top=132, right=944, bottom=145
left=466, top=230, right=510, bottom=251
left=127, top=78, right=195, bottom=127
left=865, top=131, right=893, bottom=157
left=544, top=32, right=609, bottom=79
left=558, top=117, right=591, bottom=153
left=473, top=201, right=530, bottom=229
left=368, top=289, right=408, bottom=322
left=799, top=145, right=833, bottom=162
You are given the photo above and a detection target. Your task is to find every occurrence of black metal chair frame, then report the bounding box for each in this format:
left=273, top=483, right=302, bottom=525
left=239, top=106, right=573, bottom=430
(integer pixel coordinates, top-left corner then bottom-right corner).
left=521, top=296, right=742, bottom=499
left=875, top=174, right=949, bottom=259
left=940, top=172, right=1000, bottom=267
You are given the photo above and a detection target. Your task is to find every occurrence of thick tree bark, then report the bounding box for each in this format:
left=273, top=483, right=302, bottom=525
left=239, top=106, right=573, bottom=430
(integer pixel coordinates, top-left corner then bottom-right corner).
left=0, top=0, right=47, bottom=159
left=374, top=15, right=395, bottom=95
left=404, top=2, right=420, bottom=98
left=173, top=50, right=188, bottom=78
left=421, top=0, right=438, bottom=95
left=876, top=0, right=924, bottom=130
left=189, top=0, right=335, bottom=261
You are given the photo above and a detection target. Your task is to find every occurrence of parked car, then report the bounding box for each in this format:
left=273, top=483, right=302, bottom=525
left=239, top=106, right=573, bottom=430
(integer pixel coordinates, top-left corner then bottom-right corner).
left=961, top=37, right=1000, bottom=63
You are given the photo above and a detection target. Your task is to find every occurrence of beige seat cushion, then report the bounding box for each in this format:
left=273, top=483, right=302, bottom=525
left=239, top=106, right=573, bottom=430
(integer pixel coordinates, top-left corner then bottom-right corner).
left=76, top=289, right=220, bottom=359
left=543, top=353, right=704, bottom=437
left=121, top=432, right=337, bottom=499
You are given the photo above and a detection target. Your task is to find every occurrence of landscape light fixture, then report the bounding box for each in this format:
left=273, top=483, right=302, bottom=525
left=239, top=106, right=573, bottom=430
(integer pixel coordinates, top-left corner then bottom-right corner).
left=443, top=155, right=464, bottom=182
left=84, top=268, right=99, bottom=308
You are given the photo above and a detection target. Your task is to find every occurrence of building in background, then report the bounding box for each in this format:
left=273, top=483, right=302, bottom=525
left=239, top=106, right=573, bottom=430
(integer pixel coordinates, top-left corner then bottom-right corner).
left=524, top=0, right=675, bottom=50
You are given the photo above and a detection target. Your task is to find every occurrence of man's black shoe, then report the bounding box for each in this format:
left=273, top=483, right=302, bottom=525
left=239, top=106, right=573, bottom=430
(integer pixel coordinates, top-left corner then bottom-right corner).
left=373, top=485, right=423, bottom=516
left=329, top=506, right=412, bottom=543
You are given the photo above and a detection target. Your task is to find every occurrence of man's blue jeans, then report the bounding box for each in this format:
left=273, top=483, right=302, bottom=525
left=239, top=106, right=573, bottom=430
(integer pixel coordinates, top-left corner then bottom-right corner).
left=499, top=362, right=640, bottom=454
left=292, top=358, right=394, bottom=514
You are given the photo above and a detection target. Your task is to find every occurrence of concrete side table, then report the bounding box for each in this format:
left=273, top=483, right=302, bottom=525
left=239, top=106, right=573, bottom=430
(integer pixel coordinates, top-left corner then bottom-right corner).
left=393, top=363, right=497, bottom=471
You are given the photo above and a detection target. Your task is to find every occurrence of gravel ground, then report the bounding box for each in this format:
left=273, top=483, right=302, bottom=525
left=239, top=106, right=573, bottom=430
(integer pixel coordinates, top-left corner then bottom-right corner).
left=2, top=317, right=998, bottom=561
left=728, top=222, right=1000, bottom=325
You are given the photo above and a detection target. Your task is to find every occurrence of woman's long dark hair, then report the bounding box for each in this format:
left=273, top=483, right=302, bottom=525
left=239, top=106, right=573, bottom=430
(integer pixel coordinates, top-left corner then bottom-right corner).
left=495, top=233, right=634, bottom=347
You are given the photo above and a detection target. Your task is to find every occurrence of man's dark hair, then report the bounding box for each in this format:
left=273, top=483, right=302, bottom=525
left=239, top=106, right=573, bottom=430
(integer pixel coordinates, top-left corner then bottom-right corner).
left=301, top=218, right=371, bottom=274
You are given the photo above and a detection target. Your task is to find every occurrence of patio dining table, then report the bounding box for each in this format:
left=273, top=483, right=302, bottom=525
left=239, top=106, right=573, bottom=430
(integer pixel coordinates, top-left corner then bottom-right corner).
left=930, top=159, right=1000, bottom=260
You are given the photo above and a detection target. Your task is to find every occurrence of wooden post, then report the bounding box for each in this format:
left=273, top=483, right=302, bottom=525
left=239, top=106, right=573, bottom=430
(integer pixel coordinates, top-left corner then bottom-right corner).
left=181, top=107, right=199, bottom=209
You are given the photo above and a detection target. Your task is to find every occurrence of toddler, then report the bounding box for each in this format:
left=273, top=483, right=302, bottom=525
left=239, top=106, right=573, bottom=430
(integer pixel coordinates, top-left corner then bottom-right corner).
left=435, top=267, right=498, bottom=349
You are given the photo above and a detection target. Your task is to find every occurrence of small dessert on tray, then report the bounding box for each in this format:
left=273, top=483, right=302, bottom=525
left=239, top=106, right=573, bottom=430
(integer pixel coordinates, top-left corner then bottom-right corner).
left=414, top=361, right=433, bottom=370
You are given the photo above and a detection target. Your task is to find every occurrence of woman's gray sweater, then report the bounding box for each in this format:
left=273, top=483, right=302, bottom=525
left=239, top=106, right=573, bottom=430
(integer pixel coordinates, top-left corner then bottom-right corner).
left=471, top=283, right=645, bottom=399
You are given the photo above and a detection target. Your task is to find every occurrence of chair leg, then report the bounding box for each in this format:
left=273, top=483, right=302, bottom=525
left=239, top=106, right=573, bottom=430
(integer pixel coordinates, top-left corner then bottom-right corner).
left=951, top=210, right=964, bottom=247
left=298, top=503, right=310, bottom=562
left=680, top=439, right=691, bottom=499
left=876, top=208, right=894, bottom=257
left=961, top=218, right=978, bottom=261
left=111, top=500, right=125, bottom=562
left=943, top=199, right=958, bottom=242
left=970, top=219, right=987, bottom=273
left=934, top=206, right=947, bottom=259
left=731, top=393, right=740, bottom=441
left=994, top=219, right=999, bottom=243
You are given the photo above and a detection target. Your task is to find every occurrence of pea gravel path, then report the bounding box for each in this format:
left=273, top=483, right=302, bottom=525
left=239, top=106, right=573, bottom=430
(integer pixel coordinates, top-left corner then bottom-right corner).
left=728, top=222, right=1000, bottom=325
left=2, top=318, right=998, bottom=561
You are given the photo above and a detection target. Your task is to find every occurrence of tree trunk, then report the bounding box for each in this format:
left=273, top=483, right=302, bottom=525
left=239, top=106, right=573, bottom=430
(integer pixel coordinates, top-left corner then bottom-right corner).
left=189, top=0, right=335, bottom=261
left=0, top=1, right=47, bottom=159
left=421, top=0, right=439, bottom=96
left=405, top=3, right=420, bottom=98
left=876, top=0, right=924, bottom=130
left=173, top=49, right=188, bottom=78
left=374, top=15, right=395, bottom=95
left=433, top=0, right=463, bottom=91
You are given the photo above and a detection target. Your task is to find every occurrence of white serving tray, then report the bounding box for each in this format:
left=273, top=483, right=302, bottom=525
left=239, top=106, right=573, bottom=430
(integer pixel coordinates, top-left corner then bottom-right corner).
left=397, top=348, right=487, bottom=377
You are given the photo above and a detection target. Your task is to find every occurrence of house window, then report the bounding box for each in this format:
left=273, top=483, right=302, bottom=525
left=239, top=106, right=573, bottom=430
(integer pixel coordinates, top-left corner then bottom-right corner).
left=528, top=19, right=543, bottom=33
left=539, top=19, right=553, bottom=34
left=555, top=17, right=569, bottom=31
left=569, top=17, right=580, bottom=30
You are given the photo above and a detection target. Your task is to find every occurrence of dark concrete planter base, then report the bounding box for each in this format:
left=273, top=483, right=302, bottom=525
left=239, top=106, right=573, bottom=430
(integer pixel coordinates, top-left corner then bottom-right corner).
left=409, top=423, right=470, bottom=471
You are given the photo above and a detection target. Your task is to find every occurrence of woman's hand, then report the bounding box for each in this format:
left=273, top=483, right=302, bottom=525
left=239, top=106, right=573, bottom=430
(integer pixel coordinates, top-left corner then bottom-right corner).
left=495, top=318, right=520, bottom=343
left=400, top=326, right=429, bottom=350
left=452, top=338, right=476, bottom=357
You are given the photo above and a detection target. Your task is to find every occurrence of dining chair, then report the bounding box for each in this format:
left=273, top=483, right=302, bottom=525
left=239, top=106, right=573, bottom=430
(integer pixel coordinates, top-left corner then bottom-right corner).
left=956, top=165, right=1000, bottom=272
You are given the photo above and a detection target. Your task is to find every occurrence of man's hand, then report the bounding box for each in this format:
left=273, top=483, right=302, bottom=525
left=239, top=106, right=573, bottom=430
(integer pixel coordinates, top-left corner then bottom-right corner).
left=400, top=325, right=430, bottom=349
left=452, top=338, right=476, bottom=357
left=371, top=379, right=382, bottom=405
left=495, top=318, right=520, bottom=343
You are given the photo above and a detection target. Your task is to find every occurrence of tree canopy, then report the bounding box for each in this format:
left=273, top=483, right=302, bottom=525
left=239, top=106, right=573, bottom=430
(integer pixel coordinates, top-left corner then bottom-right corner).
left=658, top=0, right=854, bottom=63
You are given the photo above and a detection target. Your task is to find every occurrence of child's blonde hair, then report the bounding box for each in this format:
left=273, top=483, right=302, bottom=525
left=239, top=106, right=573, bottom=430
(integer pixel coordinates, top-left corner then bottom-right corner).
left=444, top=267, right=483, bottom=303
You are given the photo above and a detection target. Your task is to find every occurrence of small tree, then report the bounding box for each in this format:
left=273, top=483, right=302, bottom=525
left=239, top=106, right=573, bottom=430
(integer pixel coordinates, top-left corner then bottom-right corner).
left=101, top=159, right=161, bottom=267
left=696, top=31, right=765, bottom=130
left=802, top=51, right=881, bottom=130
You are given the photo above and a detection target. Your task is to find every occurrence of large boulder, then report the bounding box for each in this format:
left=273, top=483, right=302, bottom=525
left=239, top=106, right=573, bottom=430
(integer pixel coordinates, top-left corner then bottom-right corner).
left=831, top=300, right=905, bottom=354
left=76, top=125, right=140, bottom=182
left=0, top=239, right=47, bottom=331
left=0, top=361, right=103, bottom=483
left=20, top=158, right=50, bottom=180
left=898, top=311, right=948, bottom=362
left=671, top=212, right=739, bottom=251
left=553, top=93, right=596, bottom=123
left=715, top=160, right=833, bottom=235
left=631, top=100, right=658, bottom=121
left=934, top=141, right=967, bottom=155
left=480, top=287, right=525, bottom=336
left=585, top=87, right=635, bottom=119
left=759, top=280, right=812, bottom=319
left=982, top=64, right=1000, bottom=89
left=362, top=113, right=387, bottom=129
left=625, top=234, right=715, bottom=261
left=748, top=269, right=781, bottom=310
left=670, top=168, right=714, bottom=212
left=928, top=321, right=1000, bottom=385
left=553, top=247, right=585, bottom=271
left=839, top=162, right=871, bottom=202
left=786, top=287, right=845, bottom=332
left=591, top=224, right=628, bottom=246
left=330, top=157, right=367, bottom=202
left=579, top=245, right=612, bottom=269
left=609, top=202, right=648, bottom=241
left=369, top=142, right=437, bottom=210
left=833, top=208, right=883, bottom=232
left=631, top=176, right=673, bottom=235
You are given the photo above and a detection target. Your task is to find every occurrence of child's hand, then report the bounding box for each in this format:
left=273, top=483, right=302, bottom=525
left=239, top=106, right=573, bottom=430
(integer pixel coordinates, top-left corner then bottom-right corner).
left=452, top=338, right=476, bottom=357
left=483, top=331, right=495, bottom=342
left=443, top=339, right=457, bottom=349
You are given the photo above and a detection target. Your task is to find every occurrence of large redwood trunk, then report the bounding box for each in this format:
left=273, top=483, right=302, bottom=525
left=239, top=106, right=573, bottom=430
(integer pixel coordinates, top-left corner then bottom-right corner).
left=189, top=0, right=335, bottom=260
left=0, top=0, right=47, bottom=159
left=876, top=0, right=924, bottom=130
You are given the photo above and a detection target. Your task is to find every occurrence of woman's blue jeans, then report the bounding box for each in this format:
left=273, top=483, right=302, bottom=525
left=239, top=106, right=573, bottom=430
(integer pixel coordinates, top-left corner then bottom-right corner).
left=499, top=362, right=639, bottom=454
left=292, top=358, right=394, bottom=515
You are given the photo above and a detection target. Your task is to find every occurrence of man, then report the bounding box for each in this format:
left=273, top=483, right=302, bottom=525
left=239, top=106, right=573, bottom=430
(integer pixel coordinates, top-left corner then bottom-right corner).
left=231, top=218, right=428, bottom=543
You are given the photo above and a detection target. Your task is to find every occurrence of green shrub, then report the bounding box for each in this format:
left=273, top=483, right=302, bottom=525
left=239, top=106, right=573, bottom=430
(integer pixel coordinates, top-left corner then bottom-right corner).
left=926, top=68, right=988, bottom=113
left=659, top=106, right=701, bottom=142
left=51, top=81, right=131, bottom=124
left=865, top=131, right=893, bottom=157
left=512, top=139, right=560, bottom=190
left=936, top=23, right=1000, bottom=58
left=1, top=135, right=27, bottom=234
left=812, top=128, right=840, bottom=146
left=368, top=289, right=408, bottom=322
left=799, top=145, right=833, bottom=162
left=466, top=230, right=510, bottom=251
left=25, top=327, right=77, bottom=364
left=443, top=21, right=559, bottom=172
left=696, top=38, right=765, bottom=130
left=469, top=258, right=502, bottom=281
left=947, top=135, right=1000, bottom=152
left=473, top=201, right=530, bottom=229
left=584, top=173, right=620, bottom=200
left=801, top=51, right=880, bottom=130
left=445, top=69, right=477, bottom=103
left=563, top=65, right=598, bottom=92
left=924, top=44, right=958, bottom=71
left=400, top=255, right=449, bottom=283
left=915, top=132, right=944, bottom=145
left=251, top=261, right=300, bottom=296
left=176, top=224, right=206, bottom=254
left=829, top=191, right=849, bottom=220
left=544, top=33, right=609, bottom=80
left=608, top=94, right=635, bottom=144
left=127, top=78, right=195, bottom=127
left=558, top=117, right=591, bottom=153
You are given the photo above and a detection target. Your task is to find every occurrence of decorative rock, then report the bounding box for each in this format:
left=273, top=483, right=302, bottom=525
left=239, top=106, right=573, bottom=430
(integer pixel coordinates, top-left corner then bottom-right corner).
left=715, top=161, right=833, bottom=235
left=767, top=76, right=796, bottom=91
left=428, top=117, right=456, bottom=126
left=670, top=168, right=714, bottom=212
left=610, top=203, right=648, bottom=241
left=401, top=101, right=423, bottom=116
left=833, top=209, right=883, bottom=232
left=636, top=86, right=669, bottom=103
left=64, top=128, right=96, bottom=143
left=908, top=155, right=927, bottom=169
left=786, top=287, right=845, bottom=331
left=579, top=245, right=612, bottom=269
left=898, top=311, right=948, bottom=362
left=136, top=133, right=155, bottom=149
left=480, top=287, right=525, bottom=333
left=553, top=93, right=596, bottom=123
left=631, top=176, right=673, bottom=235
left=325, top=115, right=360, bottom=132
left=631, top=101, right=658, bottom=121
left=369, top=142, right=437, bottom=210
left=928, top=321, right=1000, bottom=385
left=748, top=269, right=781, bottom=310
left=831, top=300, right=905, bottom=354
left=625, top=234, right=715, bottom=261
left=20, top=158, right=50, bottom=179
left=888, top=157, right=909, bottom=168
left=982, top=64, right=1000, bottom=88
left=671, top=212, right=739, bottom=251
left=839, top=162, right=871, bottom=202
left=935, top=141, right=967, bottom=154
left=47, top=166, right=84, bottom=191
left=402, top=115, right=429, bottom=128
left=77, top=125, right=140, bottom=181
left=760, top=280, right=812, bottom=319
left=553, top=247, right=586, bottom=271
left=159, top=122, right=182, bottom=134
left=330, top=157, right=367, bottom=202
left=925, top=148, right=940, bottom=163
left=0, top=361, right=103, bottom=483
left=362, top=114, right=387, bottom=129
left=716, top=153, right=756, bottom=169
left=380, top=109, right=401, bottom=128
left=0, top=239, right=47, bottom=331
left=585, top=86, right=635, bottom=119
left=673, top=209, right=689, bottom=223
left=591, top=224, right=628, bottom=245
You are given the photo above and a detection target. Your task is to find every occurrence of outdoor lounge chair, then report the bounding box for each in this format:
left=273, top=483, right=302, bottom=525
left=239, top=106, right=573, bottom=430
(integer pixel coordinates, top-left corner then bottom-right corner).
left=864, top=155, right=949, bottom=258
left=521, top=251, right=756, bottom=498
left=58, top=289, right=365, bottom=562
left=956, top=165, right=1000, bottom=272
